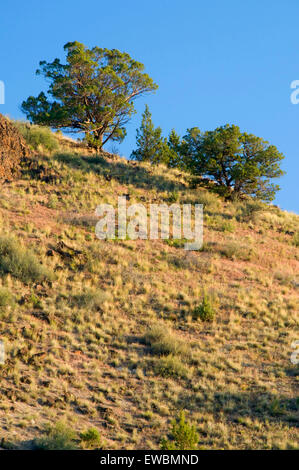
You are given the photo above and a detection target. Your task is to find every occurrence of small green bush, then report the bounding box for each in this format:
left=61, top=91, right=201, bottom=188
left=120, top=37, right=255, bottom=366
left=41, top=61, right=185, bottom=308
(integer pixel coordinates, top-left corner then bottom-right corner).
left=0, top=287, right=14, bottom=308
left=161, top=411, right=198, bottom=450
left=154, top=355, right=189, bottom=379
left=293, top=232, right=299, bottom=247
left=34, top=421, right=78, bottom=450
left=168, top=191, right=179, bottom=203
left=220, top=220, right=236, bottom=233
left=145, top=324, right=189, bottom=358
left=80, top=427, right=102, bottom=449
left=235, top=200, right=264, bottom=222
left=193, top=295, right=215, bottom=322
left=220, top=240, right=254, bottom=261
left=14, top=121, right=59, bottom=152
left=71, top=289, right=106, bottom=311
left=0, top=235, right=53, bottom=283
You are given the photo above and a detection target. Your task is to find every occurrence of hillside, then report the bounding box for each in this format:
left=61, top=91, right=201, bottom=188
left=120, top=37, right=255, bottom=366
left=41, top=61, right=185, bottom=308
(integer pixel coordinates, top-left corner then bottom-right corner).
left=0, top=131, right=298, bottom=450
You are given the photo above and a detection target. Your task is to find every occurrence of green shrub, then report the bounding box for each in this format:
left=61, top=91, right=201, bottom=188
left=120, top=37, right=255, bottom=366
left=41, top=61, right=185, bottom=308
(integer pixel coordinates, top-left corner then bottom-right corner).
left=196, top=190, right=220, bottom=211
left=0, top=287, right=14, bottom=308
left=0, top=235, right=53, bottom=283
left=154, top=355, right=189, bottom=379
left=80, top=427, right=102, bottom=449
left=220, top=219, right=236, bottom=233
left=70, top=289, right=106, bottom=311
left=168, top=191, right=179, bottom=203
left=34, top=421, right=78, bottom=450
left=235, top=200, right=264, bottom=222
left=193, top=295, right=215, bottom=322
left=220, top=240, right=254, bottom=261
left=14, top=121, right=59, bottom=152
left=293, top=232, right=299, bottom=247
left=145, top=324, right=189, bottom=358
left=161, top=411, right=198, bottom=450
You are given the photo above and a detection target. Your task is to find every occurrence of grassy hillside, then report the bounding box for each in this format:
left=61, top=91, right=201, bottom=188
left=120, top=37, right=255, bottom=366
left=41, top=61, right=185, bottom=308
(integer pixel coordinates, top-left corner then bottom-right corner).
left=0, top=132, right=298, bottom=449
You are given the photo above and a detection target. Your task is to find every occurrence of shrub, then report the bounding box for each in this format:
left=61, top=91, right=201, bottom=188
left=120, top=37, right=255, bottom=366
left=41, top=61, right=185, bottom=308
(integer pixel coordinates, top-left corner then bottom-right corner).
left=193, top=295, right=215, bottom=322
left=34, top=421, right=78, bottom=450
left=196, top=190, right=220, bottom=212
left=0, top=235, right=53, bottom=283
left=144, top=324, right=189, bottom=358
left=220, top=240, right=254, bottom=261
left=220, top=219, right=236, bottom=233
left=14, top=121, right=59, bottom=152
left=168, top=191, right=179, bottom=203
left=293, top=232, right=299, bottom=247
left=161, top=411, right=198, bottom=450
left=0, top=287, right=14, bottom=308
left=80, top=427, right=102, bottom=449
left=235, top=200, right=264, bottom=222
left=70, top=289, right=107, bottom=311
left=154, top=355, right=189, bottom=379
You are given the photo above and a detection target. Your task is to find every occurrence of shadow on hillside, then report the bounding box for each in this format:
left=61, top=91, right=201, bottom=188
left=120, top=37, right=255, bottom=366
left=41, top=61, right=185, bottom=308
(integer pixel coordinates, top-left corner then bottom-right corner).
left=53, top=153, right=188, bottom=194
left=179, top=390, right=299, bottom=426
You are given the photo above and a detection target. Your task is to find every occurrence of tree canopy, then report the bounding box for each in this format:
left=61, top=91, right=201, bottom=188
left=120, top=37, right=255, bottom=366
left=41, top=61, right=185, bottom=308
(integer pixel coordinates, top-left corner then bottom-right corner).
left=21, top=42, right=158, bottom=150
left=131, top=105, right=173, bottom=164
left=178, top=125, right=285, bottom=201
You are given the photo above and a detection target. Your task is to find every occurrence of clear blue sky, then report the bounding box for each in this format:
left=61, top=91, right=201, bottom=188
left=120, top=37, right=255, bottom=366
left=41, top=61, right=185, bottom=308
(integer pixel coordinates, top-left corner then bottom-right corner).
left=1, top=0, right=298, bottom=213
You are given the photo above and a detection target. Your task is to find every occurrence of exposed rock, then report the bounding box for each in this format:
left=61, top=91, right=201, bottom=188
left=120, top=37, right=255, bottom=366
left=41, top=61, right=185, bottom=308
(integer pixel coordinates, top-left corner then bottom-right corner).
left=0, top=114, right=31, bottom=181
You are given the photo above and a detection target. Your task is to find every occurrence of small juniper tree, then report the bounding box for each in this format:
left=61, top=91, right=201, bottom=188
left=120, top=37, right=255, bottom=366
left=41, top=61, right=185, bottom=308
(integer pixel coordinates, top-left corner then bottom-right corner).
left=161, top=411, right=199, bottom=450
left=131, top=105, right=172, bottom=164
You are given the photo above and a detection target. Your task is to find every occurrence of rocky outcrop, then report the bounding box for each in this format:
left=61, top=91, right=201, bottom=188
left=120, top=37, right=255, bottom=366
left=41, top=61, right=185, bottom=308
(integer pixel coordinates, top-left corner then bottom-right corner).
left=0, top=114, right=31, bottom=181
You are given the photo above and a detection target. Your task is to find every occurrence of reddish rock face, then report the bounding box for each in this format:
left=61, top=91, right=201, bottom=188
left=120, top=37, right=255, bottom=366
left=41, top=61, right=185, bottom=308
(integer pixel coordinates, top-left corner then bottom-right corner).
left=0, top=114, right=31, bottom=181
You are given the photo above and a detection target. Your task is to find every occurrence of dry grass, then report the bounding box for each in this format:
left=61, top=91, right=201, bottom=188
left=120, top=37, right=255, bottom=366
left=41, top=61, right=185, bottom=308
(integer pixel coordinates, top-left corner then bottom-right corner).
left=0, top=136, right=298, bottom=450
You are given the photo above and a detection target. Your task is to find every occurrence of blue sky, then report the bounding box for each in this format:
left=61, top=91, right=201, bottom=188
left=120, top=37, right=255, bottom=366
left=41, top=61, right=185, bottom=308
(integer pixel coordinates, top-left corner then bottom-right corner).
left=1, top=0, right=298, bottom=212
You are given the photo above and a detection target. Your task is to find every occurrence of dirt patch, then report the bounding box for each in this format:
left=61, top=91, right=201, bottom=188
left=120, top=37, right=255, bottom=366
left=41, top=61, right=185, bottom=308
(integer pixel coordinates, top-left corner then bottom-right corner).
left=0, top=114, right=31, bottom=181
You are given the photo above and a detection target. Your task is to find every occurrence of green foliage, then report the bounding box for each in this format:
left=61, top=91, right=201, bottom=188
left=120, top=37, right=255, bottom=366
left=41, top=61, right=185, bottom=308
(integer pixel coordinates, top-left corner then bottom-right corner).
left=193, top=295, right=215, bottom=322
left=235, top=200, right=265, bottom=222
left=21, top=41, right=158, bottom=150
left=70, top=289, right=106, bottom=311
left=0, top=234, right=53, bottom=283
left=180, top=124, right=285, bottom=201
left=80, top=427, right=102, bottom=449
left=154, top=355, right=189, bottom=379
left=221, top=240, right=254, bottom=261
left=13, top=121, right=59, bottom=152
left=131, top=105, right=172, bottom=164
left=145, top=324, right=189, bottom=358
left=34, top=421, right=78, bottom=450
left=293, top=232, right=299, bottom=247
left=161, top=411, right=198, bottom=450
left=0, top=287, right=14, bottom=309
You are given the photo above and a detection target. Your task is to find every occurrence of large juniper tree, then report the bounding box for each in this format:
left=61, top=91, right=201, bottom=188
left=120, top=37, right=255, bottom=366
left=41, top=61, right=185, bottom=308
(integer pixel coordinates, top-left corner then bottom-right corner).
left=181, top=124, right=285, bottom=201
left=21, top=42, right=158, bottom=150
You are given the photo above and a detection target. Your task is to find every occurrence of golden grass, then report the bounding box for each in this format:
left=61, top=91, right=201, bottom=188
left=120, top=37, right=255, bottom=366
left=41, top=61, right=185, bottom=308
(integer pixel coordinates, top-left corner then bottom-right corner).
left=0, top=141, right=298, bottom=449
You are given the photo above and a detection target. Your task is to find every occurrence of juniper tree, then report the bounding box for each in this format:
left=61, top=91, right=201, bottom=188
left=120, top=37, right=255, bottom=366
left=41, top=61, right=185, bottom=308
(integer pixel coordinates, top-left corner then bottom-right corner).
left=181, top=124, right=285, bottom=201
left=131, top=105, right=171, bottom=164
left=21, top=42, right=158, bottom=150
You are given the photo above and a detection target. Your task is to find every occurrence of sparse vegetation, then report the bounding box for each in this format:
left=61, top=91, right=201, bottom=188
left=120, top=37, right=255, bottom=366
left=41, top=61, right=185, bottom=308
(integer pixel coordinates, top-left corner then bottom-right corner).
left=80, top=427, right=102, bottom=449
left=0, top=129, right=297, bottom=450
left=34, top=422, right=78, bottom=450
left=0, top=235, right=53, bottom=283
left=13, top=121, right=59, bottom=152
left=161, top=411, right=199, bottom=450
left=193, top=295, right=215, bottom=322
